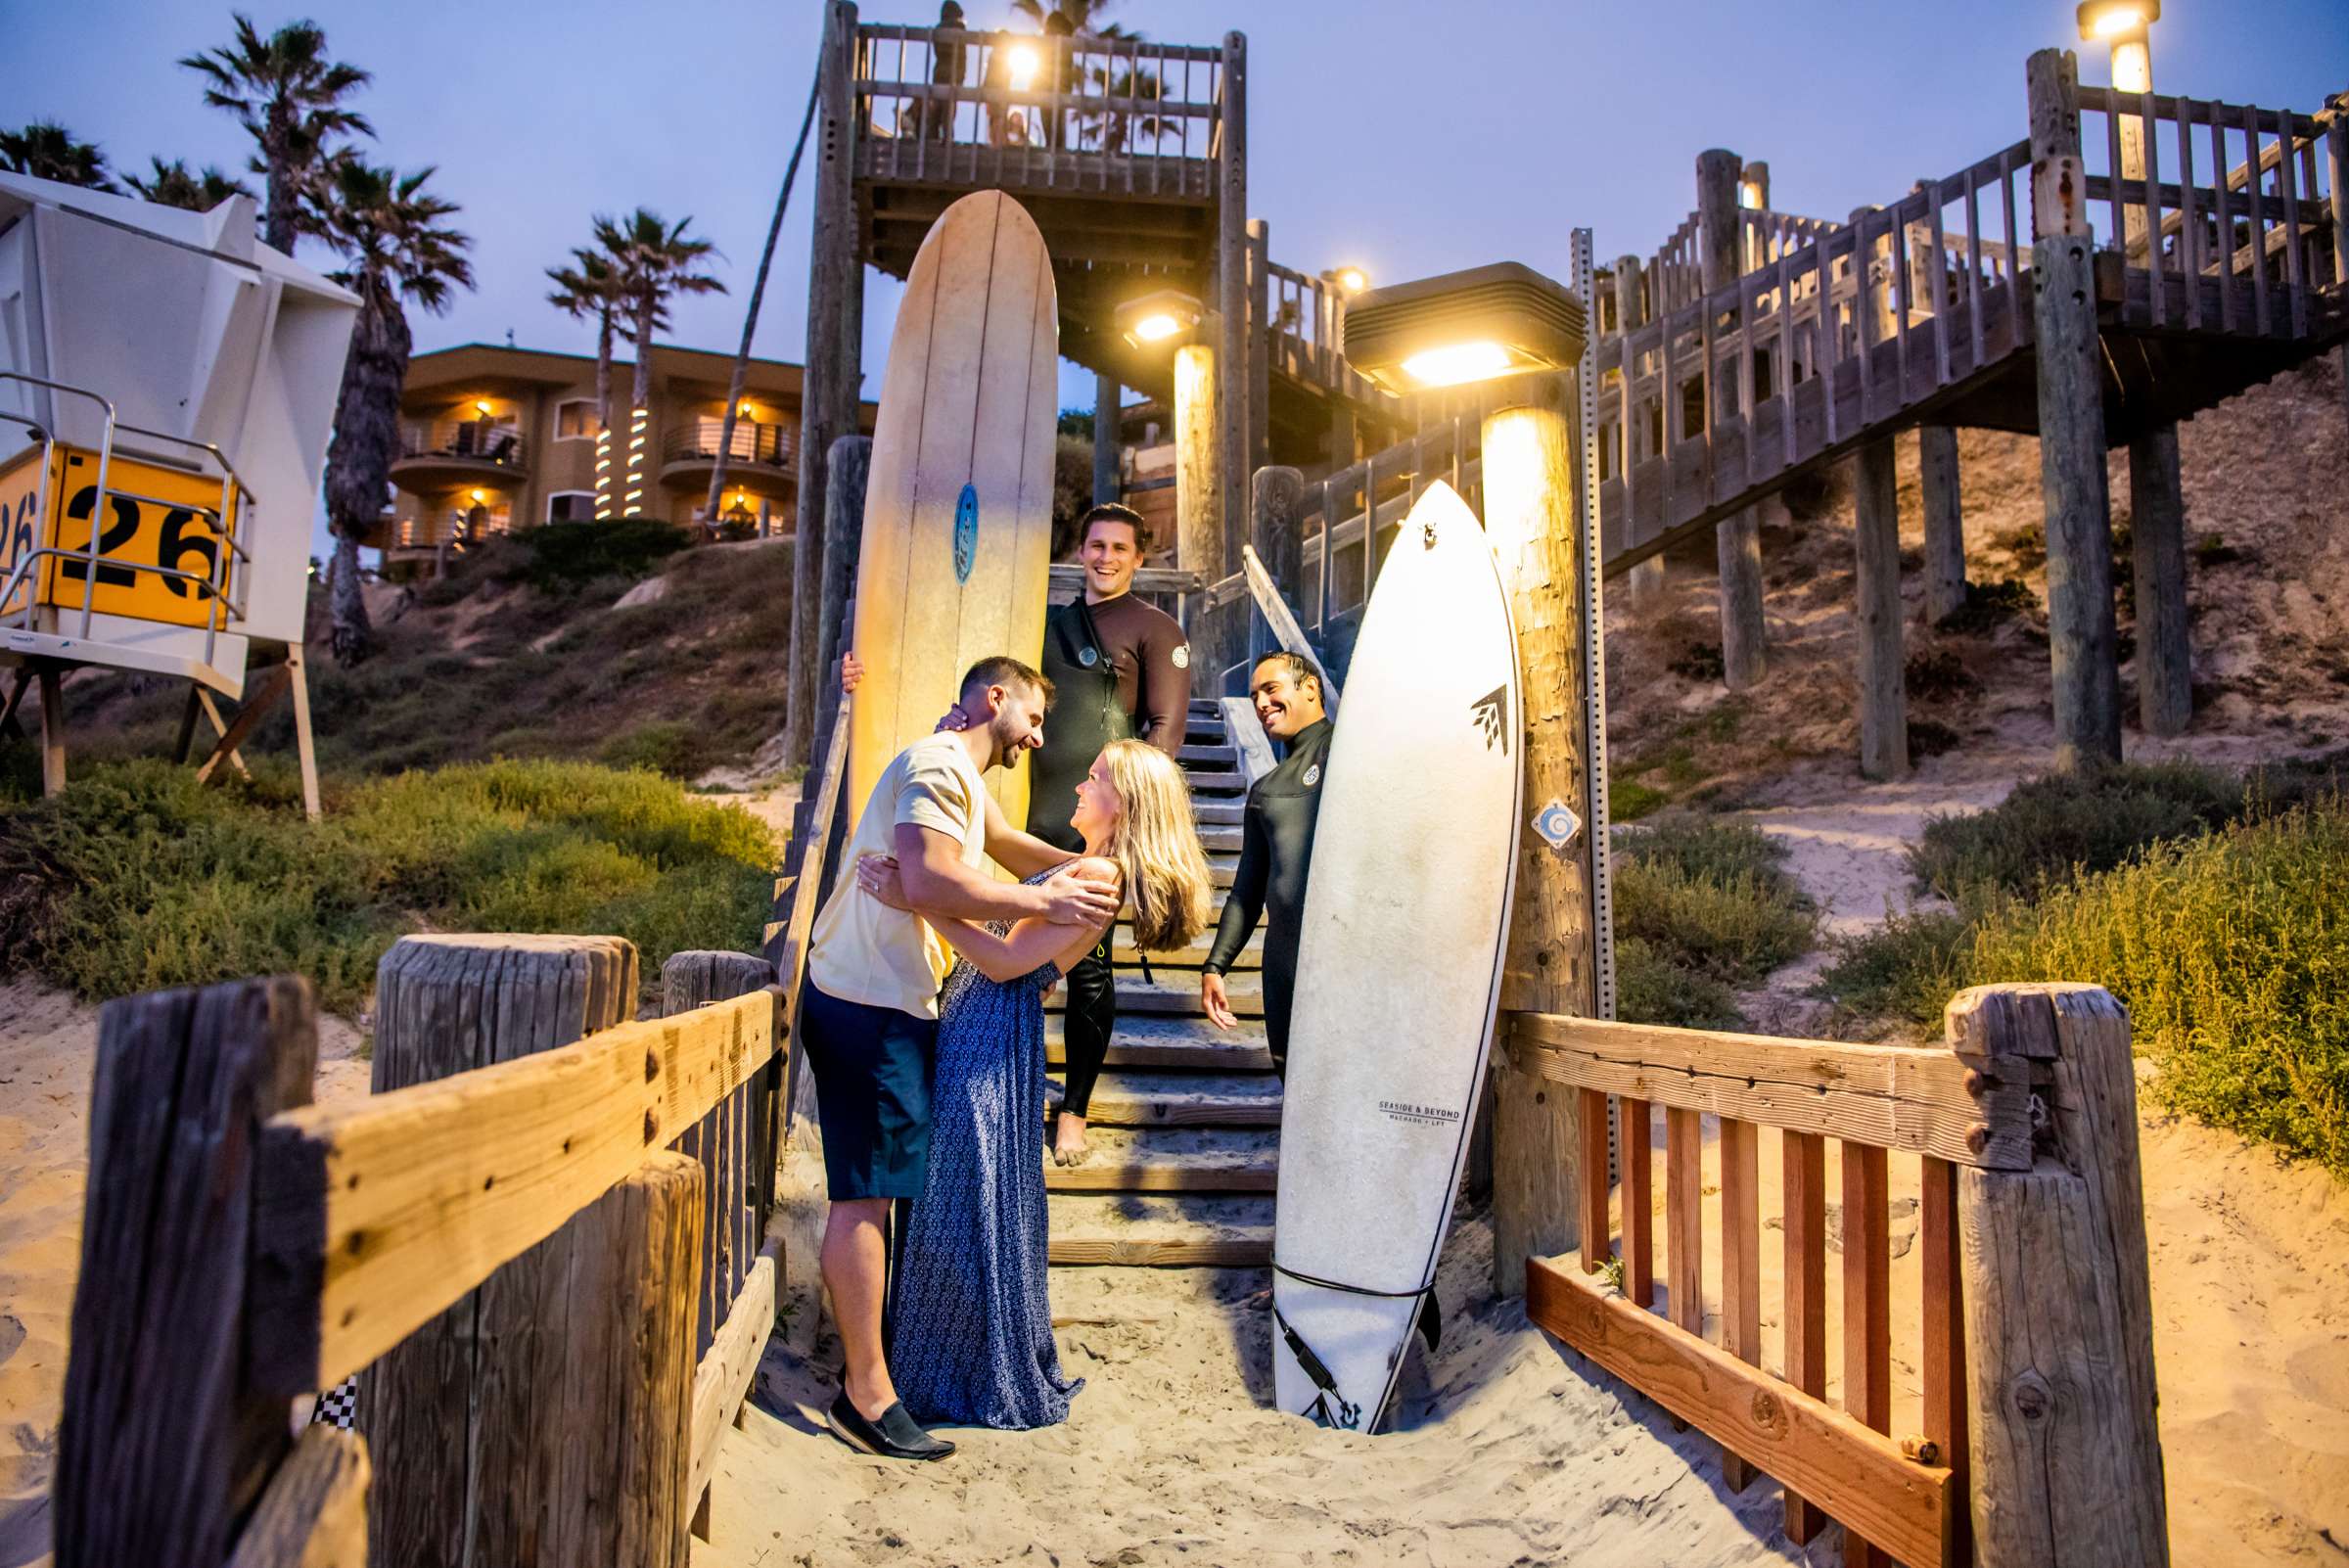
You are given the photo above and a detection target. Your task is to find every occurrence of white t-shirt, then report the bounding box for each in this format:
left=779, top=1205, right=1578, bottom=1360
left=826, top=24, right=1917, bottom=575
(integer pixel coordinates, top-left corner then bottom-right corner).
left=806, top=733, right=990, bottom=1018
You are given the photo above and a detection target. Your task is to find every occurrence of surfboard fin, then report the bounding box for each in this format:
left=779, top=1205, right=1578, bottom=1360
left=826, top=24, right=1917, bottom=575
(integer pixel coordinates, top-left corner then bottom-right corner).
left=1415, top=1291, right=1442, bottom=1353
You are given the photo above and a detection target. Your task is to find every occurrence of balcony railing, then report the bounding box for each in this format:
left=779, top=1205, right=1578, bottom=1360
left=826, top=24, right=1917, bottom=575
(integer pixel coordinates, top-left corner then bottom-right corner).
left=397, top=419, right=529, bottom=470
left=662, top=418, right=795, bottom=470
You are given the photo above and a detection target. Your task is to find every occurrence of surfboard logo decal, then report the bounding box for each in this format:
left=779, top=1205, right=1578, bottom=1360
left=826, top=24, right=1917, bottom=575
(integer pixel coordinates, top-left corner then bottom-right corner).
left=953, top=484, right=980, bottom=583
left=1469, top=685, right=1509, bottom=754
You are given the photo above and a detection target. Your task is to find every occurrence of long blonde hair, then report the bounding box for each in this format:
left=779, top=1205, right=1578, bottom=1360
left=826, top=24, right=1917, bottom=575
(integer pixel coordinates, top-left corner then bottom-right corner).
left=1094, top=739, right=1214, bottom=953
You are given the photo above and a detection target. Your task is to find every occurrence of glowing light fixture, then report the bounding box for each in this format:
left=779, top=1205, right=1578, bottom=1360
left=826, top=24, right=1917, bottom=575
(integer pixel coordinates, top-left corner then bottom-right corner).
left=1116, top=288, right=1206, bottom=350
left=738, top=399, right=755, bottom=418
left=1006, top=42, right=1040, bottom=90
left=474, top=398, right=493, bottom=417
left=1341, top=261, right=1588, bottom=394
left=2077, top=0, right=2155, bottom=38
left=1334, top=266, right=1370, bottom=296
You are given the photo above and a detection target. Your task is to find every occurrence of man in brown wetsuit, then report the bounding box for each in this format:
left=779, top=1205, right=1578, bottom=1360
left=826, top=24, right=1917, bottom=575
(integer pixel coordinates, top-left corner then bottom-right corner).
left=1029, top=503, right=1190, bottom=1162
left=839, top=503, right=1190, bottom=1164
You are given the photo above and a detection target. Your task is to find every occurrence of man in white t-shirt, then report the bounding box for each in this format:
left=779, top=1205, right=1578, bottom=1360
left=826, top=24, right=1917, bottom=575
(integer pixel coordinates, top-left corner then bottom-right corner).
left=802, top=654, right=1118, bottom=1460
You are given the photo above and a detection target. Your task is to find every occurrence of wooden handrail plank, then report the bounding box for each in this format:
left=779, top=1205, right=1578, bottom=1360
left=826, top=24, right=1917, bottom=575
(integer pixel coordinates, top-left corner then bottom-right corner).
left=1622, top=1098, right=1653, bottom=1310
left=1843, top=1140, right=1895, bottom=1568
left=1718, top=1117, right=1763, bottom=1492
left=687, top=1238, right=779, bottom=1542
left=250, top=990, right=778, bottom=1395
left=1507, top=1013, right=2024, bottom=1168
left=1781, top=1130, right=1830, bottom=1545
left=1527, top=1258, right=1951, bottom=1568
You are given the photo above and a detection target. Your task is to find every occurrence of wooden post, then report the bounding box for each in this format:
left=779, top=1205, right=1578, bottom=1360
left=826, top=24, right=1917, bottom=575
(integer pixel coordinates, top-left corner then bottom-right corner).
left=1612, top=254, right=1662, bottom=604
left=54, top=974, right=318, bottom=1568
left=1216, top=31, right=1249, bottom=576
left=285, top=642, right=322, bottom=819
left=809, top=433, right=870, bottom=806
left=793, top=0, right=860, bottom=766
left=37, top=662, right=65, bottom=796
left=1250, top=465, right=1305, bottom=665
left=362, top=934, right=639, bottom=1568
left=1247, top=218, right=1271, bottom=488
left=2330, top=108, right=2348, bottom=441
left=1919, top=425, right=1968, bottom=623
left=1485, top=372, right=1593, bottom=1297
left=1854, top=436, right=1910, bottom=779
left=1698, top=149, right=1767, bottom=690
left=1947, top=984, right=2167, bottom=1568
left=2128, top=425, right=2190, bottom=735
left=2027, top=48, right=2123, bottom=771
left=1174, top=342, right=1223, bottom=585
left=1092, top=369, right=1122, bottom=505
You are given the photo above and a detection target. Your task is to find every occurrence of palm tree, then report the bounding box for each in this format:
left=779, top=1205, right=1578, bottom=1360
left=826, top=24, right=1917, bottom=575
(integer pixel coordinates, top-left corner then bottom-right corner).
left=315, top=161, right=473, bottom=665
left=181, top=14, right=373, bottom=254
left=1009, top=0, right=1130, bottom=34
left=0, top=121, right=118, bottom=190
left=125, top=157, right=256, bottom=211
left=600, top=209, right=726, bottom=420
left=546, top=249, right=628, bottom=437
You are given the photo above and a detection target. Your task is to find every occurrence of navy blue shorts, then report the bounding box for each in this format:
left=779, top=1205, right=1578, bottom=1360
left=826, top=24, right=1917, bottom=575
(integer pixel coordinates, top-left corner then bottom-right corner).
left=800, top=981, right=939, bottom=1201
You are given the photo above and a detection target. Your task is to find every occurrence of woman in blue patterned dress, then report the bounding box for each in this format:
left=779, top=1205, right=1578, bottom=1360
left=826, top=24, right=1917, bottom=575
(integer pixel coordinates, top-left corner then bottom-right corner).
left=854, top=738, right=1214, bottom=1429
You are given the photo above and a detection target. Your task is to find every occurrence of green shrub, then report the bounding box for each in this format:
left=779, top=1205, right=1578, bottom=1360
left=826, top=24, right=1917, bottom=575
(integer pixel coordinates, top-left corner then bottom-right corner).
left=0, top=758, right=777, bottom=1013
left=600, top=720, right=712, bottom=780
left=1908, top=761, right=2242, bottom=904
left=1810, top=905, right=1979, bottom=1024
left=1935, top=576, right=2035, bottom=634
left=487, top=519, right=694, bottom=593
left=1966, top=798, right=2349, bottom=1175
left=1613, top=820, right=1817, bottom=987
left=1615, top=936, right=1746, bottom=1031
left=1610, top=777, right=1669, bottom=821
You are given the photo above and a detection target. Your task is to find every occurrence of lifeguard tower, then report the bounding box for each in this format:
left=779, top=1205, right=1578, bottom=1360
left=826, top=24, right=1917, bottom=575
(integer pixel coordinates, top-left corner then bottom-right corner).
left=0, top=169, right=358, bottom=814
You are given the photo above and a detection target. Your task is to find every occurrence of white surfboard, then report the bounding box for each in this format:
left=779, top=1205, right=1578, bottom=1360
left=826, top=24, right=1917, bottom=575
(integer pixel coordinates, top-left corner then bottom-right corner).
left=849, top=190, right=1058, bottom=832
left=1271, top=481, right=1523, bottom=1432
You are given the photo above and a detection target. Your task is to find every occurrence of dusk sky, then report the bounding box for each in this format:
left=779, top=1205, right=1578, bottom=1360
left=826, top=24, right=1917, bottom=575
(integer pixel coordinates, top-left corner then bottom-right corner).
left=6, top=0, right=2344, bottom=499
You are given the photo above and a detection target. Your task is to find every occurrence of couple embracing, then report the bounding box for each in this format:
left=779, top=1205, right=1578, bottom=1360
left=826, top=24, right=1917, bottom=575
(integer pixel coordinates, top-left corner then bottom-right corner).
left=801, top=519, right=1213, bottom=1460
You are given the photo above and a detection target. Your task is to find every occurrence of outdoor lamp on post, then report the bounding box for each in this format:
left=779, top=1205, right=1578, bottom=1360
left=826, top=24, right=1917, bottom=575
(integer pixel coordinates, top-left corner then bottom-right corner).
left=1341, top=253, right=1607, bottom=1295
left=1116, top=289, right=1222, bottom=578
left=1322, top=265, right=1371, bottom=297
left=2080, top=0, right=2159, bottom=246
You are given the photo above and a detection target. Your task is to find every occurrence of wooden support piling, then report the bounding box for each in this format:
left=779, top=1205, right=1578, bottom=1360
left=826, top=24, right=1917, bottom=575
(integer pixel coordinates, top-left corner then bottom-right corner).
left=37, top=662, right=65, bottom=796
left=1698, top=148, right=1768, bottom=691
left=1093, top=369, right=1123, bottom=505
left=1853, top=437, right=1910, bottom=780
left=1486, top=372, right=1594, bottom=1297
left=54, top=975, right=318, bottom=1568
left=793, top=0, right=861, bottom=767
left=1919, top=425, right=1968, bottom=623
left=1250, top=465, right=1305, bottom=666
left=1175, top=342, right=1224, bottom=585
left=358, top=934, right=640, bottom=1568
left=1948, top=984, right=2167, bottom=1568
left=2128, top=425, right=2191, bottom=736
left=1216, top=30, right=1249, bottom=574
left=2027, top=49, right=2123, bottom=771
left=1612, top=254, right=1662, bottom=605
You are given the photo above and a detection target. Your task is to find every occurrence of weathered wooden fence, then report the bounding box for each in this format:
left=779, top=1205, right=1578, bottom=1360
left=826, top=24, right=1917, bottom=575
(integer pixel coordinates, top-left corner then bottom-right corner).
left=50, top=938, right=800, bottom=1567
left=1513, top=982, right=2167, bottom=1568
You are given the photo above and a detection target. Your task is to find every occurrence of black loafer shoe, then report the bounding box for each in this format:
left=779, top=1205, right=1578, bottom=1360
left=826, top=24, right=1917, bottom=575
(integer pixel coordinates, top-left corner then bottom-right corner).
left=829, top=1392, right=955, bottom=1461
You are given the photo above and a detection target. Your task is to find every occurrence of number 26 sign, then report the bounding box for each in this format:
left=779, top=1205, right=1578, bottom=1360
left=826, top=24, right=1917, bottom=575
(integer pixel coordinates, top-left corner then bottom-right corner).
left=0, top=443, right=242, bottom=628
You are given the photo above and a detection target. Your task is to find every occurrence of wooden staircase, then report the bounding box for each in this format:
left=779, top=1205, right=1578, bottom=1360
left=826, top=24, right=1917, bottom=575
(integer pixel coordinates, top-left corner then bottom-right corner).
left=1043, top=698, right=1280, bottom=1268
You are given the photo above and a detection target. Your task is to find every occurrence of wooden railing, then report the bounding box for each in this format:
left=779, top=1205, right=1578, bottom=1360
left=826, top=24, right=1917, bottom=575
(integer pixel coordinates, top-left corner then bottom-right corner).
left=49, top=937, right=796, bottom=1566
left=851, top=23, right=1225, bottom=198
left=1514, top=983, right=2167, bottom=1568
left=2076, top=86, right=2344, bottom=336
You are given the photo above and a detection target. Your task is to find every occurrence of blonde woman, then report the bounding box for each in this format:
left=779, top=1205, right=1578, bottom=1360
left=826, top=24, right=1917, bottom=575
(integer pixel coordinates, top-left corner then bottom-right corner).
left=856, top=739, right=1213, bottom=1428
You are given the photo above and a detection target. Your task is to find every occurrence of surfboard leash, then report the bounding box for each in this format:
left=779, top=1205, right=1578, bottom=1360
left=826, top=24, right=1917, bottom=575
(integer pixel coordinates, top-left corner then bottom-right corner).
left=1270, top=1265, right=1445, bottom=1431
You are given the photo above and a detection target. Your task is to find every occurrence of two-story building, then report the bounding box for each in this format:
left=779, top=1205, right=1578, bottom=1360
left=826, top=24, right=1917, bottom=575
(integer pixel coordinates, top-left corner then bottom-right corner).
left=370, top=342, right=874, bottom=567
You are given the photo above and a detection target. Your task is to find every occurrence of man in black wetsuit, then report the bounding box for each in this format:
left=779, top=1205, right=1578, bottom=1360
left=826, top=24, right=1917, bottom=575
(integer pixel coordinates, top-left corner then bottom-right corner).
left=1201, top=650, right=1330, bottom=1077
left=1031, top=502, right=1191, bottom=1162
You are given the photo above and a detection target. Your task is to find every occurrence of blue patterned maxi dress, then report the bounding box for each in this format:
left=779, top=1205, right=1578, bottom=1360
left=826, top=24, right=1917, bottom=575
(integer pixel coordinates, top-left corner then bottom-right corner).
left=888, top=871, right=1085, bottom=1429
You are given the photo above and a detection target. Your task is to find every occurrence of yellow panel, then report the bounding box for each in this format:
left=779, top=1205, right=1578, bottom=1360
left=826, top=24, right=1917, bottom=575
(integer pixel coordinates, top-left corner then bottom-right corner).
left=34, top=446, right=243, bottom=629
left=0, top=444, right=67, bottom=620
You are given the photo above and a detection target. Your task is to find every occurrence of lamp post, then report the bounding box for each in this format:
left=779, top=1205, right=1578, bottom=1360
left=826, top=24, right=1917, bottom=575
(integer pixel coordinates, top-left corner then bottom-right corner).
left=1343, top=247, right=1613, bottom=1298
left=1117, top=291, right=1219, bottom=581
left=2080, top=0, right=2190, bottom=737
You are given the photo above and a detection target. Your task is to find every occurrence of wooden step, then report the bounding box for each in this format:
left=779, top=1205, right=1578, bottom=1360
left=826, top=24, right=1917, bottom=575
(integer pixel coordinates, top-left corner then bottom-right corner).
left=1193, top=801, right=1244, bottom=826
left=1110, top=920, right=1262, bottom=970
left=1043, top=1153, right=1278, bottom=1194
left=1047, top=1192, right=1273, bottom=1267
left=1189, top=824, right=1242, bottom=853
left=1046, top=976, right=1263, bottom=1018
left=1045, top=1022, right=1273, bottom=1073
left=1061, top=1072, right=1282, bottom=1129
left=1185, top=770, right=1247, bottom=796
left=1177, top=743, right=1238, bottom=768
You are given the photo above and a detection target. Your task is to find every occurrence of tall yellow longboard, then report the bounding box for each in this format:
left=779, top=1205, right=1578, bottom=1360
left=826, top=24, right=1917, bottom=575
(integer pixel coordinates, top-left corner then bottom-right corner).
left=848, top=190, right=1058, bottom=833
